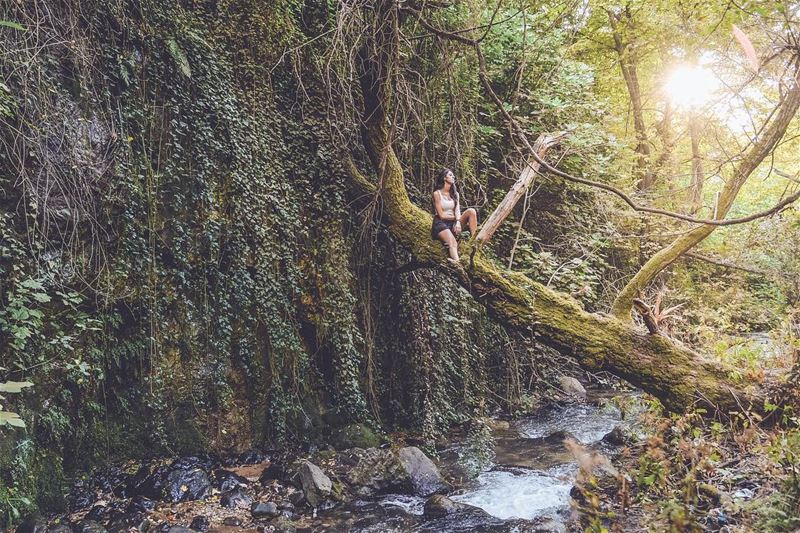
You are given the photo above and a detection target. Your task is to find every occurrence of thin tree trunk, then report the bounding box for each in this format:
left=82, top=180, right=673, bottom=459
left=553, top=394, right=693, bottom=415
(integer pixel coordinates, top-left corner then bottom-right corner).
left=608, top=9, right=653, bottom=190
left=654, top=100, right=675, bottom=185
left=611, top=70, right=800, bottom=319
left=689, top=112, right=704, bottom=213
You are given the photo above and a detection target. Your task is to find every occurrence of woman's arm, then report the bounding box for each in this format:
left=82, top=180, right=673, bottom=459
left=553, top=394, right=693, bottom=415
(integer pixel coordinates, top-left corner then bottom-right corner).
left=454, top=199, right=462, bottom=228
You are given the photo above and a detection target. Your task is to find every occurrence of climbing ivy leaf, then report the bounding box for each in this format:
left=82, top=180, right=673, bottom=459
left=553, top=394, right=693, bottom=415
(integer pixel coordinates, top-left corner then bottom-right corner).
left=0, top=381, right=33, bottom=393
left=0, top=20, right=24, bottom=31
left=166, top=39, right=192, bottom=78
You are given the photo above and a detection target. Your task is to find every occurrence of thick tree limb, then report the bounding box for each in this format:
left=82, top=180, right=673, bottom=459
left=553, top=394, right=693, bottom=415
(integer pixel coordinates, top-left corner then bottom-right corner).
left=475, top=132, right=566, bottom=244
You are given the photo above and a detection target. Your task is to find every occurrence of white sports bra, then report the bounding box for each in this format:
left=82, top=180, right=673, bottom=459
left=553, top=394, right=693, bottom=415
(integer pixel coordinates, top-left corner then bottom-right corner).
left=438, top=190, right=456, bottom=218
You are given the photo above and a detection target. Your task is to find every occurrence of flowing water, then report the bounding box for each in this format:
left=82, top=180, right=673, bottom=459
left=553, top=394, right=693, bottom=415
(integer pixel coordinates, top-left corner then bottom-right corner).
left=320, top=395, right=635, bottom=532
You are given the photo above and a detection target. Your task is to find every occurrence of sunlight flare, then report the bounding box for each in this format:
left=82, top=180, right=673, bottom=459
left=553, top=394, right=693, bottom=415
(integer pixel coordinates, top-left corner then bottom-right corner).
left=664, top=65, right=719, bottom=109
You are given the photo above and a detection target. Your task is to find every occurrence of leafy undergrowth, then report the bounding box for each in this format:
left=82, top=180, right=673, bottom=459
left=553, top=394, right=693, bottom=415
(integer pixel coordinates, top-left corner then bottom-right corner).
left=572, top=399, right=800, bottom=532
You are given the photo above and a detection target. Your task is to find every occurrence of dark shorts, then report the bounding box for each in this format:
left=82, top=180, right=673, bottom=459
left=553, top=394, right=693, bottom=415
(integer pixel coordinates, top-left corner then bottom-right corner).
left=431, top=217, right=456, bottom=240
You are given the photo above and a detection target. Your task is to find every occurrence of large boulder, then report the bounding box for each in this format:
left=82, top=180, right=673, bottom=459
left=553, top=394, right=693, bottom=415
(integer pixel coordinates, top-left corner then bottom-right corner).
left=338, top=448, right=410, bottom=497
left=296, top=461, right=332, bottom=507
left=165, top=465, right=211, bottom=503
left=397, top=447, right=449, bottom=497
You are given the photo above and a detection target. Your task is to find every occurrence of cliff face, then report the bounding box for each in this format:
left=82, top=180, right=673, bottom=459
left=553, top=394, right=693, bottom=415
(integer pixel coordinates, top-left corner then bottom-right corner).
left=0, top=0, right=545, bottom=516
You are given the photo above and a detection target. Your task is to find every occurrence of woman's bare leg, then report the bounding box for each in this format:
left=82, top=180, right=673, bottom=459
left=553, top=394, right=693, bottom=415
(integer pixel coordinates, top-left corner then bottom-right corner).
left=460, top=208, right=478, bottom=234
left=437, top=229, right=459, bottom=261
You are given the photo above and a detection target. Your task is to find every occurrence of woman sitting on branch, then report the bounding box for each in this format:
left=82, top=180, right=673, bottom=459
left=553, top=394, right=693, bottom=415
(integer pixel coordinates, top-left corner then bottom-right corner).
left=431, top=168, right=478, bottom=262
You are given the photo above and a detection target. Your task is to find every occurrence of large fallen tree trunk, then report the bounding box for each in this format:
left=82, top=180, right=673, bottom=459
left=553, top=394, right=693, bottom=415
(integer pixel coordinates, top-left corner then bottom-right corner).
left=351, top=0, right=766, bottom=415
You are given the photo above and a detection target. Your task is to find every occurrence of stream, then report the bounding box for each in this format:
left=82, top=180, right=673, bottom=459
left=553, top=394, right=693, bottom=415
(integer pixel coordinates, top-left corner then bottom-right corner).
left=316, top=394, right=634, bottom=532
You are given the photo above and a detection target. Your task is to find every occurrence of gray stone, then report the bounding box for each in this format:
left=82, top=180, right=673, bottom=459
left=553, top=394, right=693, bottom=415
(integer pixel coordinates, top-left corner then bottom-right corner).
left=251, top=501, right=280, bottom=518
left=397, top=447, right=448, bottom=497
left=76, top=521, right=107, bottom=533
left=18, top=515, right=48, bottom=533
left=339, top=448, right=410, bottom=497
left=297, top=461, right=332, bottom=507
left=558, top=376, right=587, bottom=398
left=166, top=527, right=194, bottom=533
left=602, top=426, right=625, bottom=445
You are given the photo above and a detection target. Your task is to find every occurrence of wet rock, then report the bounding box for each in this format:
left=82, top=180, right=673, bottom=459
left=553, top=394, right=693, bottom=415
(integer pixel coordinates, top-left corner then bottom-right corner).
left=220, top=488, right=252, bottom=509
left=189, top=515, right=209, bottom=532
left=170, top=456, right=212, bottom=471
left=213, top=469, right=249, bottom=492
left=69, top=485, right=96, bottom=512
left=601, top=426, right=625, bottom=445
left=423, top=494, right=460, bottom=518
left=297, top=461, right=332, bottom=507
left=84, top=505, right=109, bottom=523
left=165, top=466, right=211, bottom=503
left=330, top=424, right=381, bottom=450
left=259, top=463, right=289, bottom=484
left=222, top=516, right=242, bottom=526
left=251, top=501, right=279, bottom=518
left=127, top=494, right=156, bottom=513
left=76, top=521, right=107, bottom=533
left=238, top=450, right=266, bottom=464
left=106, top=512, right=146, bottom=533
left=131, top=465, right=170, bottom=500
left=166, top=527, right=194, bottom=533
left=287, top=489, right=306, bottom=507
left=277, top=501, right=295, bottom=514
left=558, top=376, right=587, bottom=398
left=48, top=525, right=74, bottom=533
left=18, top=515, right=49, bottom=533
left=397, top=447, right=448, bottom=497
left=423, top=494, right=494, bottom=522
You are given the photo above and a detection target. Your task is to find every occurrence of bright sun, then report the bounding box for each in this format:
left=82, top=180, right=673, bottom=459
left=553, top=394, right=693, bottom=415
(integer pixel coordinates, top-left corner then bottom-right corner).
left=664, top=65, right=719, bottom=109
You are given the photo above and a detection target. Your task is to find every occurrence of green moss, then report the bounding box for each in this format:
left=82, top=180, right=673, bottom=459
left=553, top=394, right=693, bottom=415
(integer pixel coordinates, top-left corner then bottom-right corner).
left=330, top=424, right=382, bottom=450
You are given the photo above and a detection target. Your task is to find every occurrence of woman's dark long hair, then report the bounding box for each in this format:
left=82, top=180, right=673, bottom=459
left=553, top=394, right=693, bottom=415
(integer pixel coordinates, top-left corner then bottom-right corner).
left=433, top=168, right=459, bottom=215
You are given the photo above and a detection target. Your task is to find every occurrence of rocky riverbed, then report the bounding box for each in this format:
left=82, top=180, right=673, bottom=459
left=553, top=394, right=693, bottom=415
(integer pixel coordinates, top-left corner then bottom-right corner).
left=13, top=393, right=638, bottom=533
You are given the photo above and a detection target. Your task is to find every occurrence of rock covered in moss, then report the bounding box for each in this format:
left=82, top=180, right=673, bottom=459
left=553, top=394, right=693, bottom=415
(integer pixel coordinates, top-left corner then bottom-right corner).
left=338, top=447, right=409, bottom=497
left=330, top=424, right=382, bottom=450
